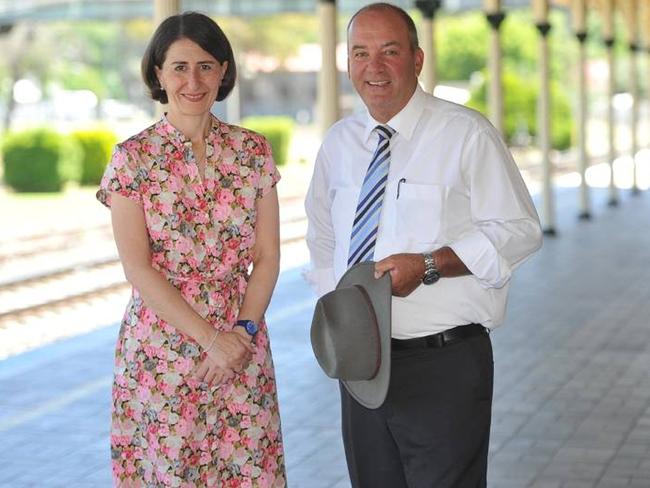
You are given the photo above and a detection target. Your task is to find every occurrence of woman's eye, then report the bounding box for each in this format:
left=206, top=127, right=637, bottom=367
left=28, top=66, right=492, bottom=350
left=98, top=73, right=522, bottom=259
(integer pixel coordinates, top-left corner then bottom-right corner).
left=200, top=64, right=212, bottom=71
left=174, top=65, right=186, bottom=72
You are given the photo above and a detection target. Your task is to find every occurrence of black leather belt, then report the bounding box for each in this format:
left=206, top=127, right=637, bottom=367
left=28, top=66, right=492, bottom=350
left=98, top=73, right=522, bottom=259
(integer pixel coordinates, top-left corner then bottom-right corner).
left=391, top=324, right=487, bottom=351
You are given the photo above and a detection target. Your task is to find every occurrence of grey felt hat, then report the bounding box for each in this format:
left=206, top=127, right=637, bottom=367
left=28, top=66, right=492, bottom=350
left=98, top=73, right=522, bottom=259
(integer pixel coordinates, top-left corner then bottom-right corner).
left=310, top=262, right=392, bottom=409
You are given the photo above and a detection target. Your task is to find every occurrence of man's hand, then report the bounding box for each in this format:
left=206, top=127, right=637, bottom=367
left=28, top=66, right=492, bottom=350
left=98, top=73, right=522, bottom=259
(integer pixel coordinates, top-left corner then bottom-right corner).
left=374, top=253, right=425, bottom=297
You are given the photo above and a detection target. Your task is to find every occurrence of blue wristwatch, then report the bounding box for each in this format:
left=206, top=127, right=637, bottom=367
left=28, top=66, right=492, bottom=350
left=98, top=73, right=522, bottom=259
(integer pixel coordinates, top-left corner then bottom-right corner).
left=235, top=319, right=258, bottom=337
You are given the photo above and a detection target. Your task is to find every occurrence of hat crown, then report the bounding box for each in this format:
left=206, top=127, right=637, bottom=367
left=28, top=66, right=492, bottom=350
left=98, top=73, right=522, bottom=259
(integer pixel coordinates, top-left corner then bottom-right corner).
left=311, top=285, right=380, bottom=381
left=310, top=262, right=392, bottom=409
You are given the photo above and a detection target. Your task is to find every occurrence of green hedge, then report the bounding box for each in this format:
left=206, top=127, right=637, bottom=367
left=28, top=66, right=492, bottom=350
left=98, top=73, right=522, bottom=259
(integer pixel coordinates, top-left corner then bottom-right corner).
left=72, top=127, right=117, bottom=186
left=241, top=116, right=294, bottom=166
left=2, top=128, right=82, bottom=192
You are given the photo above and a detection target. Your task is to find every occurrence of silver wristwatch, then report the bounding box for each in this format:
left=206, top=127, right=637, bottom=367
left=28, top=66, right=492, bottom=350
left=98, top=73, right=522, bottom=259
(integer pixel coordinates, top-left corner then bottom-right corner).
left=422, top=252, right=440, bottom=285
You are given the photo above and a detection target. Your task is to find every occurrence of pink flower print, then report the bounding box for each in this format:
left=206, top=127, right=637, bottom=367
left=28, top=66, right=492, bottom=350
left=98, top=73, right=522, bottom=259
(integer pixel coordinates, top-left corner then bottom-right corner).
left=263, top=457, right=278, bottom=475
left=229, top=136, right=243, bottom=151
left=221, top=146, right=236, bottom=163
left=136, top=385, right=151, bottom=402
left=122, top=139, right=139, bottom=152
left=158, top=423, right=170, bottom=437
left=217, top=189, right=235, bottom=205
left=175, top=418, right=191, bottom=437
left=167, top=174, right=182, bottom=192
left=158, top=410, right=168, bottom=423
left=140, top=308, right=156, bottom=326
left=115, top=374, right=128, bottom=388
left=226, top=237, right=242, bottom=251
left=156, top=361, right=168, bottom=374
left=175, top=236, right=192, bottom=255
left=112, top=462, right=125, bottom=478
left=138, top=371, right=156, bottom=389
left=258, top=472, right=273, bottom=488
left=249, top=171, right=261, bottom=188
left=256, top=409, right=271, bottom=428
left=239, top=223, right=254, bottom=237
left=212, top=203, right=230, bottom=222
left=223, top=426, right=240, bottom=444
left=143, top=344, right=157, bottom=359
left=181, top=402, right=199, bottom=421
left=219, top=441, right=234, bottom=460
left=242, top=436, right=256, bottom=451
left=133, top=322, right=152, bottom=340
left=199, top=451, right=211, bottom=465
left=181, top=280, right=200, bottom=298
left=223, top=249, right=238, bottom=267
left=174, top=358, right=194, bottom=375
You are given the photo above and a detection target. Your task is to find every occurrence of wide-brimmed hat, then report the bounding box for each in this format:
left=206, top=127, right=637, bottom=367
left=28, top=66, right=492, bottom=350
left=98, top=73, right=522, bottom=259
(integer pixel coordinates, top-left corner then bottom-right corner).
left=310, top=262, right=391, bottom=409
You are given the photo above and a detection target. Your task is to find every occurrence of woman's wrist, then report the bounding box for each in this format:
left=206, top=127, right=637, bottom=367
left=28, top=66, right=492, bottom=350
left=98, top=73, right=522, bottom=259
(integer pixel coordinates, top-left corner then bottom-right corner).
left=203, top=330, right=219, bottom=353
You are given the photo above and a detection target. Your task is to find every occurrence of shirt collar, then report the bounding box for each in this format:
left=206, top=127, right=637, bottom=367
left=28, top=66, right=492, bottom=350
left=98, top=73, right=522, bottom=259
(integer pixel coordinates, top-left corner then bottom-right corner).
left=362, top=84, right=426, bottom=143
left=157, top=113, right=220, bottom=149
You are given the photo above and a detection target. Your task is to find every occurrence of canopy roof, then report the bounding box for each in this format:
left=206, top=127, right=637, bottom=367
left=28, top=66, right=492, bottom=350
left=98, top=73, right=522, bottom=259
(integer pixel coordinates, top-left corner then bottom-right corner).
left=0, top=0, right=533, bottom=24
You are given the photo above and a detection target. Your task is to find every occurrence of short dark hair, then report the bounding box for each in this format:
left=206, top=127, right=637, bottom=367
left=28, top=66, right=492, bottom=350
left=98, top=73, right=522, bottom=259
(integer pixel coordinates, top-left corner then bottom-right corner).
left=347, top=2, right=419, bottom=51
left=141, top=11, right=236, bottom=103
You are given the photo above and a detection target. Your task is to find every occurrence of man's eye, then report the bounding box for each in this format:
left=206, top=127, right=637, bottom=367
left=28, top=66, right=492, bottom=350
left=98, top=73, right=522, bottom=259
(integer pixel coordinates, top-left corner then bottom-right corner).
left=385, top=49, right=398, bottom=56
left=354, top=52, right=368, bottom=59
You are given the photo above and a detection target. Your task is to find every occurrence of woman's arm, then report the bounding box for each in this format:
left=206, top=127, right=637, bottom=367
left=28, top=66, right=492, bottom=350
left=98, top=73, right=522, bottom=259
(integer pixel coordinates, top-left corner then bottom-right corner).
left=235, top=186, right=281, bottom=332
left=110, top=193, right=253, bottom=384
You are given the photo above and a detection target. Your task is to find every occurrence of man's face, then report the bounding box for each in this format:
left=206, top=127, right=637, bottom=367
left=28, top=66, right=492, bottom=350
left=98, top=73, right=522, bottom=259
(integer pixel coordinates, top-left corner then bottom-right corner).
left=347, top=9, right=424, bottom=123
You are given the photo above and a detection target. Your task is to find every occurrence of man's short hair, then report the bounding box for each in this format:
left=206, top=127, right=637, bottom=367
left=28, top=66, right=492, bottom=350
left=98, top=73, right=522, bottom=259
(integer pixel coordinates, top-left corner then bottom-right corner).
left=141, top=11, right=236, bottom=103
left=347, top=2, right=420, bottom=51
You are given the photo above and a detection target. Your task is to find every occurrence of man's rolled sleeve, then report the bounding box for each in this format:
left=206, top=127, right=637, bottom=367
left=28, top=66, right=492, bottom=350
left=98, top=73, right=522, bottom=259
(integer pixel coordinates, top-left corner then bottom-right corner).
left=453, top=125, right=543, bottom=288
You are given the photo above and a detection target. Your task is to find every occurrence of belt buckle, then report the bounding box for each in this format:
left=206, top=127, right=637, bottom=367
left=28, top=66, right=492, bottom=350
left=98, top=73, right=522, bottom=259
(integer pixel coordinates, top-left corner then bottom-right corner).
left=425, top=333, right=445, bottom=348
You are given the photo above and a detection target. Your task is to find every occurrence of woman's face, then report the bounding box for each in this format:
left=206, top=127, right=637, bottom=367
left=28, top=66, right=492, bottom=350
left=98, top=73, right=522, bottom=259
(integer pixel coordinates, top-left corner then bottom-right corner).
left=155, top=37, right=228, bottom=119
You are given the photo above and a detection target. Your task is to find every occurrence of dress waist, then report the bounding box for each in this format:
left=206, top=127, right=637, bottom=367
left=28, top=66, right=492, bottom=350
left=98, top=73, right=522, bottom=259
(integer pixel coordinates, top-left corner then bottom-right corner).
left=157, top=266, right=248, bottom=285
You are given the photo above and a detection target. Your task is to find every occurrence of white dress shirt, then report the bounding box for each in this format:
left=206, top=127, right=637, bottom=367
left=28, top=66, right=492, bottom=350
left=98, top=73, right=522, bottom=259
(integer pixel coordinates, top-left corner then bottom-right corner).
left=305, top=85, right=542, bottom=338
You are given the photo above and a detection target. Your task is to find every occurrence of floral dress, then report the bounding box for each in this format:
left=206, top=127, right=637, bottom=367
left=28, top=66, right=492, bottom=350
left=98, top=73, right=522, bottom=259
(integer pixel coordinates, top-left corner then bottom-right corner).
left=97, top=115, right=285, bottom=488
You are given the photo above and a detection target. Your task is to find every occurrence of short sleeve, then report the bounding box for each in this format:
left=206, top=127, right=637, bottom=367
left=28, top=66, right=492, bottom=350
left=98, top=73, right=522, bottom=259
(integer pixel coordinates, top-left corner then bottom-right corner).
left=96, top=144, right=145, bottom=208
left=255, top=136, right=281, bottom=199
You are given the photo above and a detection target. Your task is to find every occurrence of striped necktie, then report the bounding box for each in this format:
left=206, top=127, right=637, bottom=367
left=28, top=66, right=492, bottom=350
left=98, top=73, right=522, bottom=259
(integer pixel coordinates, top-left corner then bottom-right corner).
left=348, top=125, right=396, bottom=267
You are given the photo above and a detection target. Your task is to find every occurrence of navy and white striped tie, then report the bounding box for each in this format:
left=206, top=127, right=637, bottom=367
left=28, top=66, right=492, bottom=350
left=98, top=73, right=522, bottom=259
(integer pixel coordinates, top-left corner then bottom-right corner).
left=348, top=125, right=396, bottom=267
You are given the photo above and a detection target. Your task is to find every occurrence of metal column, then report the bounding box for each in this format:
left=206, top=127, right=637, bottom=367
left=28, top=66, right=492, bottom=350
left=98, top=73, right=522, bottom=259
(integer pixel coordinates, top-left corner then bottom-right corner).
left=533, top=0, right=555, bottom=235
left=572, top=0, right=590, bottom=219
left=485, top=0, right=506, bottom=136
left=602, top=0, right=618, bottom=206
left=416, top=1, right=440, bottom=94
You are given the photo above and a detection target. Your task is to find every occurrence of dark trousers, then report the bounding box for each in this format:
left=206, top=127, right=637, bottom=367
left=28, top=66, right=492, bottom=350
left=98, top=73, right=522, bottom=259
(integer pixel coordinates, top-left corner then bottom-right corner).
left=340, top=332, right=494, bottom=488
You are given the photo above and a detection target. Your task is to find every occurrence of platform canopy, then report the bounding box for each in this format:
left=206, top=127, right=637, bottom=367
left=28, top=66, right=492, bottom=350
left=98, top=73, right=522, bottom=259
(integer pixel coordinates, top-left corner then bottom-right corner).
left=0, top=0, right=535, bottom=24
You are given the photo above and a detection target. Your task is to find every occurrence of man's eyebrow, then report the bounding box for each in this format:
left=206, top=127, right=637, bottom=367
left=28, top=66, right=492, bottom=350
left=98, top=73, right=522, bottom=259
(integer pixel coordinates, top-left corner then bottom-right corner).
left=350, top=40, right=401, bottom=50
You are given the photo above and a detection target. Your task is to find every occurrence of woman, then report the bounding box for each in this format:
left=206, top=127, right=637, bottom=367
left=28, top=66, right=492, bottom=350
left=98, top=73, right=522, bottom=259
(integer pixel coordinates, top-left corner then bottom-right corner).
left=97, top=12, right=285, bottom=487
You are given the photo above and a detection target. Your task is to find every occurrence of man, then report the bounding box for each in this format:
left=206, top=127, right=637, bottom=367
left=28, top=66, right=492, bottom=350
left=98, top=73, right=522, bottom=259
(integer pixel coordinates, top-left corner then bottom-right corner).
left=305, top=3, right=542, bottom=487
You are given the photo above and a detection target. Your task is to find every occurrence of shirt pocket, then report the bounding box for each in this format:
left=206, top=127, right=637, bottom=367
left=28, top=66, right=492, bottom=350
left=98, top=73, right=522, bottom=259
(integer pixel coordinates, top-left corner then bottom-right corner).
left=394, top=182, right=447, bottom=245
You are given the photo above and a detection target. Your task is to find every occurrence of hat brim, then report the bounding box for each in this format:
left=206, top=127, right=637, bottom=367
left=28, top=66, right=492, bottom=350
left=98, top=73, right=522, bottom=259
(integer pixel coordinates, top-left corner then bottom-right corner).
left=337, top=262, right=391, bottom=409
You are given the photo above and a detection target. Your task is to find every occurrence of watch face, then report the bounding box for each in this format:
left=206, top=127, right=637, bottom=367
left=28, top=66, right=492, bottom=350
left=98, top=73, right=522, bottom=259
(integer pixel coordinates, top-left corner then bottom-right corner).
left=237, top=320, right=258, bottom=336
left=423, top=271, right=440, bottom=285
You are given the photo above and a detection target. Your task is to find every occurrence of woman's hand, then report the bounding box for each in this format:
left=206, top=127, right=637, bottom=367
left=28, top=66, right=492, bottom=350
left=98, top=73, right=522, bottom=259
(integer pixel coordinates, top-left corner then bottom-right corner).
left=192, top=331, right=254, bottom=386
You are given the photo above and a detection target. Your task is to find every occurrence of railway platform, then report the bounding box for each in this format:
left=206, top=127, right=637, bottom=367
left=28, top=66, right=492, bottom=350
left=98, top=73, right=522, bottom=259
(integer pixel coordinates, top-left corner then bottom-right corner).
left=1, top=178, right=649, bottom=487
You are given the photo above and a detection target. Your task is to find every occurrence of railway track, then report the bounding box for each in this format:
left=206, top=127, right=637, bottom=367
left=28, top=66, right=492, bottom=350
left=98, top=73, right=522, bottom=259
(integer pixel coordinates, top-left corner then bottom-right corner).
left=0, top=197, right=308, bottom=326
